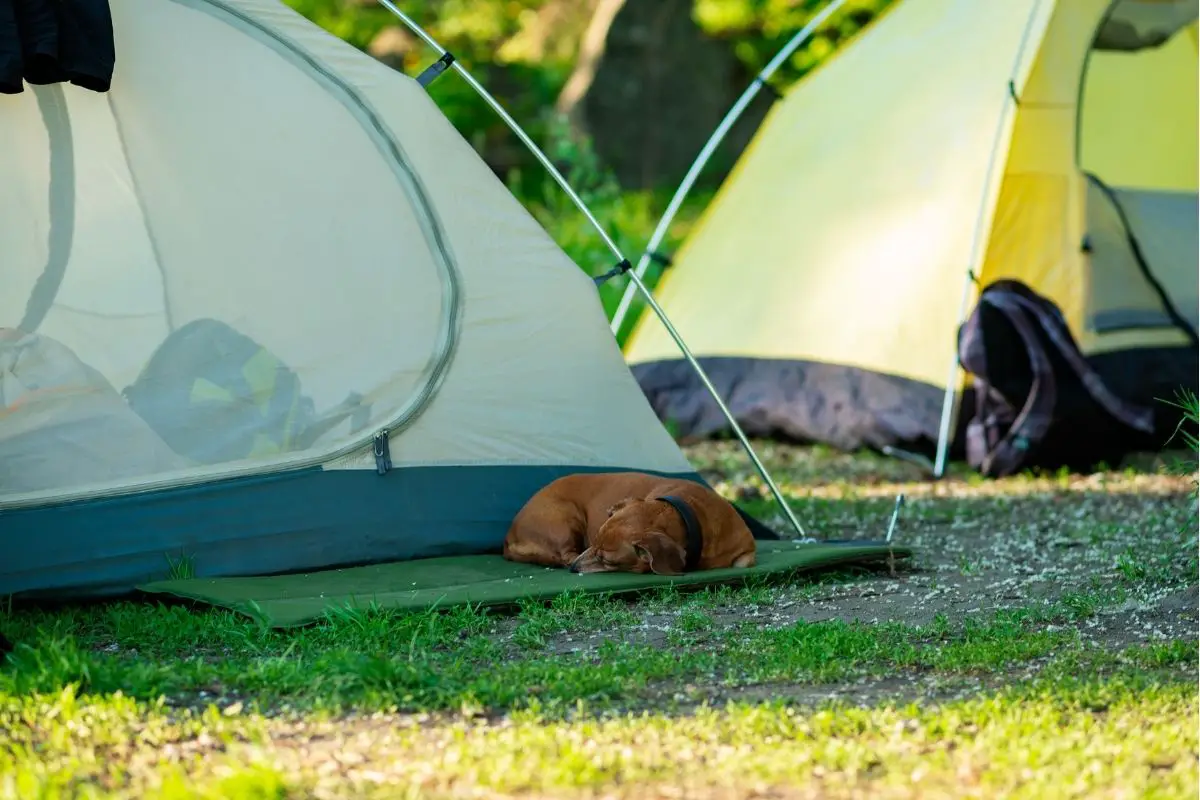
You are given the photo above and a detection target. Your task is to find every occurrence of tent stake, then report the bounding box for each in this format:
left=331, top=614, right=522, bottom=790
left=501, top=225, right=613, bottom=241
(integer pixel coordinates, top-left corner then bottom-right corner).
left=609, top=0, right=849, bottom=336
left=885, top=493, right=905, bottom=543
left=375, top=0, right=809, bottom=540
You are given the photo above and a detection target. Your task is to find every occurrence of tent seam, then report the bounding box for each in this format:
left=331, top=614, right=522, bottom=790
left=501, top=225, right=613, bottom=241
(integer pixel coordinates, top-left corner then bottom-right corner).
left=177, top=0, right=464, bottom=444
left=104, top=93, right=176, bottom=336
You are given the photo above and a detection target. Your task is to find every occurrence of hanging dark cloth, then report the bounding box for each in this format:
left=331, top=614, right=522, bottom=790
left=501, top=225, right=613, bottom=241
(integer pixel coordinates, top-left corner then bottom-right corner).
left=0, top=0, right=115, bottom=94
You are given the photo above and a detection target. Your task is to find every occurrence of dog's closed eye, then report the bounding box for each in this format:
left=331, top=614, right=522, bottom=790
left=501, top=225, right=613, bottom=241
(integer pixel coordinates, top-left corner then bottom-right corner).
left=605, top=497, right=637, bottom=517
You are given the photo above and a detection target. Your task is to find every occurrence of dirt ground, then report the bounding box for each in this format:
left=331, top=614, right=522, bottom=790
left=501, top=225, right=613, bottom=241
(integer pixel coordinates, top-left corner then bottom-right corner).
left=485, top=441, right=1198, bottom=707
left=4, top=442, right=1195, bottom=799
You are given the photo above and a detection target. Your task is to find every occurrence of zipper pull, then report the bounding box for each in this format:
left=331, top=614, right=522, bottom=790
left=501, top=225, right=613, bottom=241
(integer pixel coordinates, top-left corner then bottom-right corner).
left=373, top=432, right=392, bottom=475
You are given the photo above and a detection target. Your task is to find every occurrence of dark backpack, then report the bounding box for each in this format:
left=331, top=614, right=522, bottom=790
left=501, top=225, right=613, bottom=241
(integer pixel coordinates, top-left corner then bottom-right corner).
left=956, top=280, right=1156, bottom=477
left=123, top=318, right=368, bottom=465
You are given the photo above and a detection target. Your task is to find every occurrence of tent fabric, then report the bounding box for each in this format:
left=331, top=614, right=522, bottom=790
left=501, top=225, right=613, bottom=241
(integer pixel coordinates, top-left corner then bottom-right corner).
left=137, top=540, right=914, bottom=628
left=1, top=464, right=719, bottom=600
left=623, top=0, right=1198, bottom=456
left=1, top=0, right=691, bottom=510
left=1083, top=180, right=1198, bottom=336
left=1082, top=4, right=1199, bottom=192
left=0, top=0, right=712, bottom=598
left=1093, top=0, right=1197, bottom=52
left=0, top=328, right=187, bottom=495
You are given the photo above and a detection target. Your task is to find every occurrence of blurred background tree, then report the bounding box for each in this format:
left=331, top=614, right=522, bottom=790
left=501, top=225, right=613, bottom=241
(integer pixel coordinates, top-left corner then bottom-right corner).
left=284, top=0, right=892, bottom=176
left=283, top=0, right=894, bottom=330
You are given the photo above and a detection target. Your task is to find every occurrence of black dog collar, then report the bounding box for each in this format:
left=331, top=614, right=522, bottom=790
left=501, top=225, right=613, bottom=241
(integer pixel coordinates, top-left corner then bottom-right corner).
left=655, top=495, right=703, bottom=572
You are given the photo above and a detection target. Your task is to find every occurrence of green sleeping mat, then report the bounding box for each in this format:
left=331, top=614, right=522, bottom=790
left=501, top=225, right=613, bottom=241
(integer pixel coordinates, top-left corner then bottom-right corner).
left=138, top=539, right=912, bottom=628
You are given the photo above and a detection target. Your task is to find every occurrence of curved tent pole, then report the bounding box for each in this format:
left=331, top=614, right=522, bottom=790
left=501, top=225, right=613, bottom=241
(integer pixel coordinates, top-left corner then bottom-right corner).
left=374, top=0, right=810, bottom=540
left=608, top=0, right=850, bottom=337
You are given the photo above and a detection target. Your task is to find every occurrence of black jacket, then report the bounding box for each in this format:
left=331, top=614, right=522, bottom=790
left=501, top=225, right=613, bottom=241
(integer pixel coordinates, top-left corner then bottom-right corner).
left=0, top=0, right=114, bottom=94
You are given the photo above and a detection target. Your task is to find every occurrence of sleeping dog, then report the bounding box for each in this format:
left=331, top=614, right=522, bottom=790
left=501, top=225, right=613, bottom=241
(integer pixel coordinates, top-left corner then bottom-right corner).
left=503, top=472, right=756, bottom=576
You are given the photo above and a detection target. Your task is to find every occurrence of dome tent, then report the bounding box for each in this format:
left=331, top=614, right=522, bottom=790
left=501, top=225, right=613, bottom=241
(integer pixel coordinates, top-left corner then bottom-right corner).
left=618, top=0, right=1198, bottom=475
left=0, top=0, right=759, bottom=598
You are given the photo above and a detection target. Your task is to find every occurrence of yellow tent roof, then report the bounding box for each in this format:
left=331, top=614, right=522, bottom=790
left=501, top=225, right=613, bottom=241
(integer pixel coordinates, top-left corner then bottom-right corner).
left=624, top=0, right=1198, bottom=391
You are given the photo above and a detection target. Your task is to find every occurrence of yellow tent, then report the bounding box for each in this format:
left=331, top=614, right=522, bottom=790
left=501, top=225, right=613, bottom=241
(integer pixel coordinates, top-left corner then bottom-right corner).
left=623, top=0, right=1198, bottom=473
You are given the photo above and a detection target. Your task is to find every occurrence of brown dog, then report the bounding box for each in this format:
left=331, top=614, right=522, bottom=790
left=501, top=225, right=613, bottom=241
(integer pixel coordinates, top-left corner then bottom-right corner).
left=503, top=472, right=757, bottom=576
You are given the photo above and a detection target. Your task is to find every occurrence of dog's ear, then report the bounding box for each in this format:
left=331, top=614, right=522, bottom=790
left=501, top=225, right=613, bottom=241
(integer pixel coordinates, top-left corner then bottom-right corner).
left=632, top=532, right=686, bottom=576
left=606, top=497, right=637, bottom=517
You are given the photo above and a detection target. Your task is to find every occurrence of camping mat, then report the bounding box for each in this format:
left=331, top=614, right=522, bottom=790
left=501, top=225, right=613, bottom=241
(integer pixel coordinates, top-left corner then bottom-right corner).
left=138, top=540, right=911, bottom=628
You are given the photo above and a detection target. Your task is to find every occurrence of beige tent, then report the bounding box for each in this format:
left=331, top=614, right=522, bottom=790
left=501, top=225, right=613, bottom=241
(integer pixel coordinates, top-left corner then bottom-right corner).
left=0, top=0, right=718, bottom=598
left=621, top=0, right=1198, bottom=473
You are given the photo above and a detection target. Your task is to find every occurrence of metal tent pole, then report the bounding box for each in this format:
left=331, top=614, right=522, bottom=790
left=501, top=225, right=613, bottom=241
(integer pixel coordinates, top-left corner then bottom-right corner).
left=931, top=274, right=977, bottom=478
left=931, top=0, right=1046, bottom=479
left=609, top=0, right=849, bottom=336
left=375, top=0, right=810, bottom=540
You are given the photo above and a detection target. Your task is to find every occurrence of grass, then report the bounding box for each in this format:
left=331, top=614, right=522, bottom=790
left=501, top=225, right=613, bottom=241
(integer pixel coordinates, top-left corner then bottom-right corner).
left=1, top=599, right=1195, bottom=798
left=2, top=438, right=1197, bottom=798
left=5, top=13, right=1197, bottom=791
left=3, top=597, right=1137, bottom=716
left=2, top=667, right=1195, bottom=799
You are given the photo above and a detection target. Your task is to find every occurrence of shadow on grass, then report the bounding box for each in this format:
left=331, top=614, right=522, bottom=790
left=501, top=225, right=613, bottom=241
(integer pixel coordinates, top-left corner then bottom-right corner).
left=1, top=579, right=1196, bottom=722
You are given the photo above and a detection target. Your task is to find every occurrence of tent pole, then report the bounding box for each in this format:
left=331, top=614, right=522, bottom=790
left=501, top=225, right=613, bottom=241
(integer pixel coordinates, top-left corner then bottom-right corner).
left=931, top=0, right=1046, bottom=480
left=609, top=0, right=849, bottom=337
left=931, top=274, right=976, bottom=478
left=624, top=268, right=810, bottom=540
left=376, top=0, right=810, bottom=540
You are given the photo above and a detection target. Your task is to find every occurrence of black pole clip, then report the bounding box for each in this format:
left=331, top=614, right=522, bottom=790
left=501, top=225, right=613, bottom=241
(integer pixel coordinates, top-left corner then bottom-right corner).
left=593, top=258, right=632, bottom=287
left=417, top=52, right=456, bottom=88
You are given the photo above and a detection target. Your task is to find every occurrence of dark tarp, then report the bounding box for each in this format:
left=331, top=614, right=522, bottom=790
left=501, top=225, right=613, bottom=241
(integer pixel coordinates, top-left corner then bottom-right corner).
left=0, top=0, right=114, bottom=94
left=631, top=356, right=961, bottom=454
left=631, top=347, right=1197, bottom=470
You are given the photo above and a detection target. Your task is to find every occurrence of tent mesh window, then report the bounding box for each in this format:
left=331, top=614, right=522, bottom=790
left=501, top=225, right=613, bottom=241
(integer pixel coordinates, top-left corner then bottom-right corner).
left=1, top=1, right=461, bottom=503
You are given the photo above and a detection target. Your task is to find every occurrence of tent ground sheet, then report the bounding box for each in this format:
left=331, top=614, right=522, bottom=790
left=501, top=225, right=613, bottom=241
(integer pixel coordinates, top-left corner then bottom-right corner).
left=138, top=539, right=913, bottom=628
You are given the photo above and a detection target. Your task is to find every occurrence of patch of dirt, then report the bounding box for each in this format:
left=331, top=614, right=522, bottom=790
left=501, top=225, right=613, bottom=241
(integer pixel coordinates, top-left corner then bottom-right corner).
left=482, top=443, right=1198, bottom=710
left=639, top=660, right=1199, bottom=723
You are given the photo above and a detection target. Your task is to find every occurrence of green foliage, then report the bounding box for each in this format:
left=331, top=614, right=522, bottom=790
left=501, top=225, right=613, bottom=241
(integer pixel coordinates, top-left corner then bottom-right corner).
left=280, top=0, right=895, bottom=188
left=1163, top=387, right=1199, bottom=460
left=694, top=0, right=897, bottom=85
left=282, top=0, right=391, bottom=51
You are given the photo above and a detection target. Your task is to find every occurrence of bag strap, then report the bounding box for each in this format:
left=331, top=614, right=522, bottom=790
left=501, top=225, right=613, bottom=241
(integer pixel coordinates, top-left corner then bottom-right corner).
left=973, top=292, right=1058, bottom=476
left=1004, top=291, right=1155, bottom=435
left=958, top=301, right=1009, bottom=469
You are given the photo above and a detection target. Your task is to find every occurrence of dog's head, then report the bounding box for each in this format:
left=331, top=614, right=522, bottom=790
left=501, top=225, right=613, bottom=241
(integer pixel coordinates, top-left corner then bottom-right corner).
left=569, top=497, right=686, bottom=576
